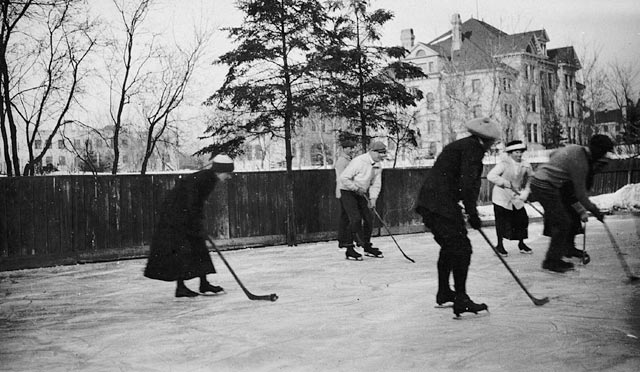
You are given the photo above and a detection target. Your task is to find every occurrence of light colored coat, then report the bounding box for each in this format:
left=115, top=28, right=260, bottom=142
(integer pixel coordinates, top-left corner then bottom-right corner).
left=340, top=152, right=382, bottom=200
left=487, top=155, right=533, bottom=210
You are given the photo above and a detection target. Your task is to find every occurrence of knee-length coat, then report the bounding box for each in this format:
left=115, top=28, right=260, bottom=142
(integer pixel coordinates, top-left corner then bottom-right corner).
left=144, top=169, right=220, bottom=281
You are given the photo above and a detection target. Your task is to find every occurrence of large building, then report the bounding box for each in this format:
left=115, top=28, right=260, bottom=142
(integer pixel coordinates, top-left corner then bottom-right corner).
left=400, top=14, right=585, bottom=156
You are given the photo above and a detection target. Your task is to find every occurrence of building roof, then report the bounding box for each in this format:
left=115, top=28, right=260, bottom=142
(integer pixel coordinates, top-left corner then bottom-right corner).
left=584, top=108, right=624, bottom=125
left=547, top=46, right=581, bottom=68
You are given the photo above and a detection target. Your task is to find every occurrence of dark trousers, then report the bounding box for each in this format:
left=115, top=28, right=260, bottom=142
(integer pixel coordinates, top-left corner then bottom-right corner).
left=530, top=181, right=576, bottom=261
left=337, top=197, right=351, bottom=247
left=418, top=207, right=472, bottom=296
left=339, top=190, right=373, bottom=248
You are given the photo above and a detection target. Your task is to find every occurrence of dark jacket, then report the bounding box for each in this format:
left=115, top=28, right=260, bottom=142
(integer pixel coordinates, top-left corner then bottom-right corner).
left=416, top=135, right=485, bottom=221
left=144, top=169, right=219, bottom=281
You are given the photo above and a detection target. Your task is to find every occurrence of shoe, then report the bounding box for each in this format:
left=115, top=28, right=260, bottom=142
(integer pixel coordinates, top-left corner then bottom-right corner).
left=453, top=294, right=488, bottom=317
left=199, top=282, right=224, bottom=294
left=542, top=259, right=575, bottom=273
left=436, top=290, right=456, bottom=306
left=176, top=286, right=200, bottom=298
left=345, top=246, right=363, bottom=261
left=495, top=244, right=508, bottom=257
left=518, top=242, right=533, bottom=254
left=565, top=247, right=587, bottom=259
left=363, top=246, right=383, bottom=258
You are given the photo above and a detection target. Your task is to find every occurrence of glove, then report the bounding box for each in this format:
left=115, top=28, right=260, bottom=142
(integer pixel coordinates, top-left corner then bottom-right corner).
left=593, top=209, right=605, bottom=222
left=579, top=211, right=589, bottom=223
left=368, top=197, right=377, bottom=209
left=468, top=214, right=482, bottom=230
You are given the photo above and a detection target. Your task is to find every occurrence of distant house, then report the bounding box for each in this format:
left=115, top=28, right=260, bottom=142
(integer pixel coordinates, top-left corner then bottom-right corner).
left=584, top=108, right=625, bottom=141
left=399, top=14, right=585, bottom=156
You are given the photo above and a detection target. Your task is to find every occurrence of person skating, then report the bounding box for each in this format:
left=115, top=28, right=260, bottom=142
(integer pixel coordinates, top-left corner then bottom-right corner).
left=339, top=141, right=387, bottom=260
left=144, top=155, right=235, bottom=297
left=334, top=138, right=358, bottom=250
left=487, top=140, right=534, bottom=256
left=529, top=135, right=613, bottom=273
left=416, top=117, right=500, bottom=317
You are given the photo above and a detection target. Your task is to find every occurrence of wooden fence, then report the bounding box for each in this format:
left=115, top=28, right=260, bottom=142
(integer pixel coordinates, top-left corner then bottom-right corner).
left=1, top=158, right=639, bottom=271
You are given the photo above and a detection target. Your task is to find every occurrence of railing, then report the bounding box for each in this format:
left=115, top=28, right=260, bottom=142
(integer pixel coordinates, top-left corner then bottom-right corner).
left=1, top=159, right=638, bottom=271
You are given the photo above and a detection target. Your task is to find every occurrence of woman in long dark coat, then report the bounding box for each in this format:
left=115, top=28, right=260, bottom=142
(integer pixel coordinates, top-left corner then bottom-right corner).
left=144, top=155, right=234, bottom=297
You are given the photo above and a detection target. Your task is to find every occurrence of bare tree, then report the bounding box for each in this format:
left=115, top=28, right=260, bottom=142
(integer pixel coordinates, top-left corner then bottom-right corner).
left=1, top=0, right=97, bottom=176
left=579, top=45, right=609, bottom=145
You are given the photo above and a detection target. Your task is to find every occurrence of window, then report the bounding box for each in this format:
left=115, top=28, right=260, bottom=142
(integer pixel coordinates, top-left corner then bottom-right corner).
left=123, top=155, right=129, bottom=163
left=568, top=101, right=575, bottom=118
left=526, top=94, right=537, bottom=113
left=548, top=73, right=554, bottom=88
left=58, top=139, right=64, bottom=149
left=526, top=123, right=539, bottom=143
left=121, top=139, right=128, bottom=147
left=564, top=74, right=574, bottom=89
left=254, top=145, right=264, bottom=159
left=45, top=156, right=53, bottom=165
left=59, top=156, right=66, bottom=166
left=427, top=120, right=435, bottom=134
left=501, top=78, right=512, bottom=92
left=428, top=62, right=434, bottom=72
left=426, top=93, right=435, bottom=110
left=416, top=50, right=426, bottom=57
left=503, top=104, right=513, bottom=119
left=73, top=139, right=81, bottom=148
left=602, top=125, right=609, bottom=133
left=533, top=124, right=538, bottom=143
left=472, top=79, right=481, bottom=93
left=473, top=105, right=482, bottom=118
left=96, top=139, right=103, bottom=148
left=35, top=140, right=42, bottom=149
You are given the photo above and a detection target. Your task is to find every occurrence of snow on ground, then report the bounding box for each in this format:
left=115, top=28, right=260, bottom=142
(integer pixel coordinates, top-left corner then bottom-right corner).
left=1, top=215, right=639, bottom=372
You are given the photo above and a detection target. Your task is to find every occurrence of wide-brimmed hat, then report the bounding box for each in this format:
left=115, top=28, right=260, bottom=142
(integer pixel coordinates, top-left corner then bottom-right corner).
left=210, top=154, right=234, bottom=173
left=340, top=139, right=357, bottom=148
left=464, top=117, right=501, bottom=140
left=505, top=140, right=526, bottom=153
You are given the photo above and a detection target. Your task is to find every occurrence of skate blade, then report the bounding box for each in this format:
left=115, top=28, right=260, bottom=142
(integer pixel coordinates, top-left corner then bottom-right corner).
left=434, top=304, right=453, bottom=309
left=364, top=253, right=384, bottom=258
left=345, top=256, right=363, bottom=261
left=452, top=311, right=490, bottom=320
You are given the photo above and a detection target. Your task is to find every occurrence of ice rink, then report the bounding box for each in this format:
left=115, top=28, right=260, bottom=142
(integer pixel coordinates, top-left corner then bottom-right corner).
left=1, top=215, right=639, bottom=372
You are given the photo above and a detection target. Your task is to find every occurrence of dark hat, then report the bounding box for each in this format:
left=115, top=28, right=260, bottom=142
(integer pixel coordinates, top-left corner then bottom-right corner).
left=341, top=139, right=357, bottom=148
left=589, top=135, right=614, bottom=152
left=505, top=140, right=526, bottom=153
left=210, top=154, right=234, bottom=173
left=369, top=141, right=387, bottom=153
left=465, top=117, right=501, bottom=140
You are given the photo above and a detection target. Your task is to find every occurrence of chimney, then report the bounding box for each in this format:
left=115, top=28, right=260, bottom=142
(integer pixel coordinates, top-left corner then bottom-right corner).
left=451, top=13, right=462, bottom=52
left=401, top=28, right=415, bottom=51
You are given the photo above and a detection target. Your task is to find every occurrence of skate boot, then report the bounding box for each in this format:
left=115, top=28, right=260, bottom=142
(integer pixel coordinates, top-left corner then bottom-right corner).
left=495, top=244, right=508, bottom=257
left=176, top=286, right=200, bottom=298
left=199, top=282, right=224, bottom=294
left=453, top=294, right=488, bottom=318
left=565, top=247, right=590, bottom=264
left=518, top=242, right=533, bottom=254
left=363, top=246, right=384, bottom=258
left=542, top=259, right=575, bottom=273
left=345, top=246, right=363, bottom=261
left=435, top=290, right=456, bottom=307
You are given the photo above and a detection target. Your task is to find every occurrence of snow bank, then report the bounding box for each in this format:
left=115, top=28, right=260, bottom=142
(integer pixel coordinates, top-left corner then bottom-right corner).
left=591, top=183, right=640, bottom=211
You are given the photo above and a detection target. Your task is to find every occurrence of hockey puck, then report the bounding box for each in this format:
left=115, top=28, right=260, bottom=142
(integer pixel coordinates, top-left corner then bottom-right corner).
left=270, top=293, right=279, bottom=302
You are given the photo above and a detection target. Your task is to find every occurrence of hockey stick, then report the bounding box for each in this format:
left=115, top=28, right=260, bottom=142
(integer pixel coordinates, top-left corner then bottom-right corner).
left=206, top=236, right=279, bottom=301
left=478, top=228, right=549, bottom=306
left=602, top=223, right=639, bottom=282
left=581, top=222, right=588, bottom=265
left=368, top=204, right=415, bottom=263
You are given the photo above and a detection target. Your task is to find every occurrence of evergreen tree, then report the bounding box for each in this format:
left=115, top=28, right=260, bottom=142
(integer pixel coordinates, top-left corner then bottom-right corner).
left=310, top=0, right=424, bottom=150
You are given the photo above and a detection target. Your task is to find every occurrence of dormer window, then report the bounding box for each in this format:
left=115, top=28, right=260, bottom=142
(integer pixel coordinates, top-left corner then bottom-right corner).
left=416, top=50, right=426, bottom=58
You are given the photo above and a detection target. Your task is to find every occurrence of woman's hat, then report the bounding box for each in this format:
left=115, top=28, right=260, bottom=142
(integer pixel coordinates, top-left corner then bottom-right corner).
left=211, top=154, right=234, bottom=173
left=464, top=117, right=501, bottom=140
left=505, top=140, right=526, bottom=153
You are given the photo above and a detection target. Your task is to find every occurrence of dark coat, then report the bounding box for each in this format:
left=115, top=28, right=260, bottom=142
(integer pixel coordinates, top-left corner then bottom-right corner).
left=416, top=135, right=485, bottom=221
left=144, top=169, right=220, bottom=281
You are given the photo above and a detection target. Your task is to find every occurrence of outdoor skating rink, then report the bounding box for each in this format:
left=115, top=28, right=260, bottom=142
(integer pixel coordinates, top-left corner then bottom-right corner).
left=1, top=215, right=639, bottom=372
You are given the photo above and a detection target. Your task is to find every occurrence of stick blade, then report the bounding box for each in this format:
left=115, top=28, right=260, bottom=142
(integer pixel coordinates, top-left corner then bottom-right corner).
left=532, top=296, right=550, bottom=306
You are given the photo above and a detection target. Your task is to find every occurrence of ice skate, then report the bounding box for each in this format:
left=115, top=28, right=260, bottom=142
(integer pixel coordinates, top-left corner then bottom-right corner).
left=542, top=259, right=575, bottom=273
left=363, top=246, right=384, bottom=258
left=175, top=286, right=200, bottom=298
left=565, top=247, right=590, bottom=264
left=453, top=294, right=488, bottom=319
left=495, top=244, right=508, bottom=257
left=518, top=242, right=533, bottom=254
left=199, top=282, right=224, bottom=294
left=345, top=246, right=363, bottom=261
left=435, top=290, right=456, bottom=308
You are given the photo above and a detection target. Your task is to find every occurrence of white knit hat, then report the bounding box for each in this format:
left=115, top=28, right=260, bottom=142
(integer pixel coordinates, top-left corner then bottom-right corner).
left=211, top=154, right=234, bottom=172
left=464, top=117, right=501, bottom=140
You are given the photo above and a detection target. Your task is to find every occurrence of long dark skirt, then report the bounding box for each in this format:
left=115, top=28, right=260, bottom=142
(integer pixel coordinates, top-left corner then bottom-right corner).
left=493, top=204, right=529, bottom=240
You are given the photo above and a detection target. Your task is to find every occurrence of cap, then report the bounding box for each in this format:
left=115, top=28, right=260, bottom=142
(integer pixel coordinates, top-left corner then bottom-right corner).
left=505, top=140, right=526, bottom=153
left=464, top=117, right=501, bottom=140
left=341, top=139, right=357, bottom=148
left=369, top=141, right=387, bottom=153
left=211, top=154, right=234, bottom=173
